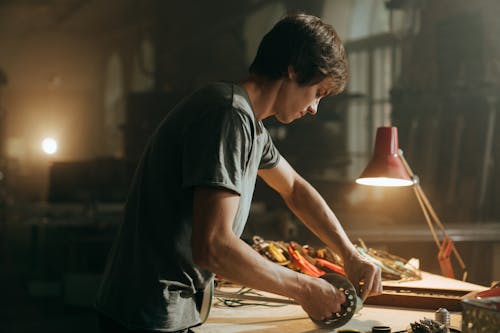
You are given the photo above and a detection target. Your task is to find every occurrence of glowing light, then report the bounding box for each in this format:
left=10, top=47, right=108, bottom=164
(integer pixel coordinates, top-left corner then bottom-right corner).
left=41, top=137, right=58, bottom=155
left=356, top=177, right=413, bottom=187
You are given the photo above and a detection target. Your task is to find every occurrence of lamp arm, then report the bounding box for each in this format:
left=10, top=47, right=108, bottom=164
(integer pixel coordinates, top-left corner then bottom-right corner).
left=412, top=183, right=442, bottom=249
left=397, top=149, right=445, bottom=244
left=397, top=150, right=467, bottom=280
left=415, top=177, right=468, bottom=279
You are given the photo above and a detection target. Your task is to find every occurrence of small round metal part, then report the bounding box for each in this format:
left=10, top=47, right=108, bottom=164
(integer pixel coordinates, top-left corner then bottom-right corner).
left=310, top=273, right=358, bottom=329
left=371, top=326, right=391, bottom=333
left=435, top=307, right=450, bottom=325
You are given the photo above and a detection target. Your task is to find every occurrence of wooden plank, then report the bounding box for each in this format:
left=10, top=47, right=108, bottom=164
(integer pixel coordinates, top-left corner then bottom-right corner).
left=365, top=271, right=487, bottom=311
left=382, top=271, right=487, bottom=291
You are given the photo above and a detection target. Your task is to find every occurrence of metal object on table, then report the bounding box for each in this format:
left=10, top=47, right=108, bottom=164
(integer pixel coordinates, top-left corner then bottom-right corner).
left=461, top=296, right=500, bottom=333
left=410, top=318, right=446, bottom=332
left=435, top=308, right=450, bottom=333
left=310, top=273, right=359, bottom=329
left=214, top=273, right=360, bottom=329
left=371, top=326, right=391, bottom=333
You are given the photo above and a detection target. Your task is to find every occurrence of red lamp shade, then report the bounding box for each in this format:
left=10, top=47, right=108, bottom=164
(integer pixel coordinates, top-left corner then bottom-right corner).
left=356, top=126, right=413, bottom=187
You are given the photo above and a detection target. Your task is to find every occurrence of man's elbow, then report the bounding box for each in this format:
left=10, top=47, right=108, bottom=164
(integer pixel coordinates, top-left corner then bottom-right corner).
left=192, top=239, right=223, bottom=271
left=283, top=177, right=305, bottom=208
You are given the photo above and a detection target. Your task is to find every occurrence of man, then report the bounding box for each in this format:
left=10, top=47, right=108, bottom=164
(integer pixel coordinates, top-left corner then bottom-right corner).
left=96, top=13, right=382, bottom=333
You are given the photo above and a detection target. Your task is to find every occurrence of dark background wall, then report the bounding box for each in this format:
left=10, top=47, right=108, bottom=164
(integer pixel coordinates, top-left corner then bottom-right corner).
left=392, top=0, right=500, bottom=223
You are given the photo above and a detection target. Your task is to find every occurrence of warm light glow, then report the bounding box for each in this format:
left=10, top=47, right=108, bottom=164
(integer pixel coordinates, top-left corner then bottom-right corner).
left=356, top=177, right=413, bottom=187
left=41, top=137, right=58, bottom=155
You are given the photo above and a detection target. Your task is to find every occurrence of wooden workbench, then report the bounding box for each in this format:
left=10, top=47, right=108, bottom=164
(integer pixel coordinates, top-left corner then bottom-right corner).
left=193, top=272, right=486, bottom=333
left=193, top=303, right=461, bottom=332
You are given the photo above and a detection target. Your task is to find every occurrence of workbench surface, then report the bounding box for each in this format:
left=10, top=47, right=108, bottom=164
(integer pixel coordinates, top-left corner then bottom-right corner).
left=193, top=272, right=486, bottom=333
left=193, top=302, right=461, bottom=332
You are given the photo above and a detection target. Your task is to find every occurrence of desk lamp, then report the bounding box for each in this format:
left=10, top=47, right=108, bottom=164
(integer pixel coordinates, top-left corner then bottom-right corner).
left=356, top=126, right=467, bottom=281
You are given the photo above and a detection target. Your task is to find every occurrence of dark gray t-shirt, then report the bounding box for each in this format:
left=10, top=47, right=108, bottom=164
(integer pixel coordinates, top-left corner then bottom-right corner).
left=96, top=82, right=280, bottom=331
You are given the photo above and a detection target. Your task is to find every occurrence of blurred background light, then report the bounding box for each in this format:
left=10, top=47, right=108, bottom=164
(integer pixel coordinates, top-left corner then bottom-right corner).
left=41, top=137, right=58, bottom=155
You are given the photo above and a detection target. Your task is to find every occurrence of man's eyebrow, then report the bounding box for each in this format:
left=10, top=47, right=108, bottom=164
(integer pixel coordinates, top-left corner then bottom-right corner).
left=324, top=87, right=335, bottom=97
left=323, top=80, right=337, bottom=96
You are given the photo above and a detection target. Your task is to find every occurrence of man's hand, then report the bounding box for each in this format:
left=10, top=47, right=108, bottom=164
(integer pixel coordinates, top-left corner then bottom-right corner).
left=295, top=275, right=346, bottom=321
left=343, top=253, right=382, bottom=301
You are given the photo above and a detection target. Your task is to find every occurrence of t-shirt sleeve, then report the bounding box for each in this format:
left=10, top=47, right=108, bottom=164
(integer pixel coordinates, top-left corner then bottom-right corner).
left=181, top=108, right=252, bottom=194
left=259, top=128, right=281, bottom=169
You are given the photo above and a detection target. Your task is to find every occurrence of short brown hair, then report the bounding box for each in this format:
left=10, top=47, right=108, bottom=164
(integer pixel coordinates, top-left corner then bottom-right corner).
left=249, top=13, right=348, bottom=95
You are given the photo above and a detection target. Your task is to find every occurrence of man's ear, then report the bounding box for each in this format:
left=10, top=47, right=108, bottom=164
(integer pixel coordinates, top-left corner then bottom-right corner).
left=287, top=66, right=297, bottom=80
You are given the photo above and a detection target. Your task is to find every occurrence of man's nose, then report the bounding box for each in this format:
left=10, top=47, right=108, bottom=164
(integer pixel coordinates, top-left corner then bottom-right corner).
left=307, top=101, right=318, bottom=115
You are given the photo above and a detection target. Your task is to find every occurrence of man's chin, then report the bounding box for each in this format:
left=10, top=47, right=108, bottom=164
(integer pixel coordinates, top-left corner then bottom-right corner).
left=275, top=115, right=295, bottom=124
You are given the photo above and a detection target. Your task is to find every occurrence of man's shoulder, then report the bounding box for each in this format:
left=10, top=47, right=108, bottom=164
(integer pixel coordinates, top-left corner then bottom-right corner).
left=192, top=82, right=254, bottom=121
left=193, top=82, right=233, bottom=104
left=196, top=82, right=250, bottom=108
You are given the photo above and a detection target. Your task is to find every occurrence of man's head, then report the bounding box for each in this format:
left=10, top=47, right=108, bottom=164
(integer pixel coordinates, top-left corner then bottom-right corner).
left=249, top=13, right=348, bottom=96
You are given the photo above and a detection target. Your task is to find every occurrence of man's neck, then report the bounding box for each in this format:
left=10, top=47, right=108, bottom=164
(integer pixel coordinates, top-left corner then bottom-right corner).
left=239, top=76, right=282, bottom=121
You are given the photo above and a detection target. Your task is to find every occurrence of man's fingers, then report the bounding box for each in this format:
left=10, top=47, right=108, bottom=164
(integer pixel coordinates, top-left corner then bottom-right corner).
left=361, top=273, right=374, bottom=301
left=359, top=268, right=383, bottom=301
left=356, top=280, right=364, bottom=300
left=335, top=287, right=346, bottom=304
left=373, top=270, right=383, bottom=295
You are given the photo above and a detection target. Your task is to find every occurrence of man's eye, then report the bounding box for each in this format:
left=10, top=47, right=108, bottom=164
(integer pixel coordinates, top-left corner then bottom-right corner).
left=316, top=89, right=326, bottom=98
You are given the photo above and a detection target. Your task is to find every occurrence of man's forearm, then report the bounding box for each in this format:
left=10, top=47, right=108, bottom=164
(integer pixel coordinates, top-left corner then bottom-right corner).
left=283, top=176, right=358, bottom=260
left=192, top=187, right=312, bottom=301
left=195, top=231, right=309, bottom=301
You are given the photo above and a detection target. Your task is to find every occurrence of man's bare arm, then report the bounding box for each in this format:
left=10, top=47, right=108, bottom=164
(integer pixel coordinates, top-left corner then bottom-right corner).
left=191, top=186, right=345, bottom=319
left=258, top=158, right=382, bottom=300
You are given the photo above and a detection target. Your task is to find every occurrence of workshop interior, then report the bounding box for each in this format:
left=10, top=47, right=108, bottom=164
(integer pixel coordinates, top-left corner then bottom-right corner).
left=0, top=0, right=499, bottom=332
